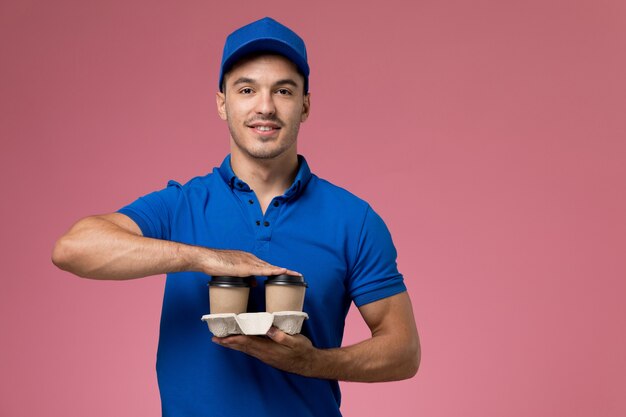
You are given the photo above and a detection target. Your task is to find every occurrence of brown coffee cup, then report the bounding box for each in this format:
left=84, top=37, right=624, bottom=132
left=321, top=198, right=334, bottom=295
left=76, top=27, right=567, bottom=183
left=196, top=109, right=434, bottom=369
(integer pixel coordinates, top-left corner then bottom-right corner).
left=208, top=276, right=254, bottom=314
left=265, top=274, right=307, bottom=313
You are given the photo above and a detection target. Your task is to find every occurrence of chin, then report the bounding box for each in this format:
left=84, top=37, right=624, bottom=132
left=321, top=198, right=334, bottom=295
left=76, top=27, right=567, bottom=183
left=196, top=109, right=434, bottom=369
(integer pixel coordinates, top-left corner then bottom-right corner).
left=246, top=149, right=285, bottom=160
left=239, top=141, right=295, bottom=160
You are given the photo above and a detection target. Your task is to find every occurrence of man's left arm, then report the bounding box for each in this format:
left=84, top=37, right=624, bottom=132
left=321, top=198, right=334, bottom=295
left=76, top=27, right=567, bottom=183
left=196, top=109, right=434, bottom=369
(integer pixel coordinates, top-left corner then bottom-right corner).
left=213, top=291, right=420, bottom=382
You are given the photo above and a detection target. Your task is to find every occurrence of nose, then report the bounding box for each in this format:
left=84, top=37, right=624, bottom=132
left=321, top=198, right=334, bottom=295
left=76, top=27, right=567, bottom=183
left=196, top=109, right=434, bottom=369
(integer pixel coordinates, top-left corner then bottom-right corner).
left=255, top=90, right=276, bottom=116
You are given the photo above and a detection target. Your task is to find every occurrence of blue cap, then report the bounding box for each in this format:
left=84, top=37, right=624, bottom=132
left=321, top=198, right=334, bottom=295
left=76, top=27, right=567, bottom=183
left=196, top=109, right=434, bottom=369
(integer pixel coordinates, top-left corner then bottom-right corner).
left=219, top=17, right=309, bottom=93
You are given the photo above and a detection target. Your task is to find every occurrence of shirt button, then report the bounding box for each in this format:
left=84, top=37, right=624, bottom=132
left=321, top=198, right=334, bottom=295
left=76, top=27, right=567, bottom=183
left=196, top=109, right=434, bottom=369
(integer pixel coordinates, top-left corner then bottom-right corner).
left=264, top=221, right=270, bottom=227
left=249, top=199, right=254, bottom=204
left=237, top=182, right=244, bottom=188
left=273, top=201, right=279, bottom=207
left=256, top=220, right=261, bottom=226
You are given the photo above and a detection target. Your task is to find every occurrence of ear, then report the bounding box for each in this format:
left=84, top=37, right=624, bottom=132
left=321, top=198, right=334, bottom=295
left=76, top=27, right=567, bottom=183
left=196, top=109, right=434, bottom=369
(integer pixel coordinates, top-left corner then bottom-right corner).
left=301, top=93, right=311, bottom=122
left=216, top=91, right=227, bottom=121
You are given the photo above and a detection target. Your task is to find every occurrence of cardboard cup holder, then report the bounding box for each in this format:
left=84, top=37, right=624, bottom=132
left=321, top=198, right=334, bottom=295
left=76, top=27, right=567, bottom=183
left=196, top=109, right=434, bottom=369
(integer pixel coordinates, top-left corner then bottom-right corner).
left=201, top=311, right=308, bottom=337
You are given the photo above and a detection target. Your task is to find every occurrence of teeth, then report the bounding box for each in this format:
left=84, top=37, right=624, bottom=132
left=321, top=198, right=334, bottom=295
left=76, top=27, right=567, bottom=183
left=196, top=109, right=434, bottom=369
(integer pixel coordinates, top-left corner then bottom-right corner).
left=255, top=126, right=273, bottom=131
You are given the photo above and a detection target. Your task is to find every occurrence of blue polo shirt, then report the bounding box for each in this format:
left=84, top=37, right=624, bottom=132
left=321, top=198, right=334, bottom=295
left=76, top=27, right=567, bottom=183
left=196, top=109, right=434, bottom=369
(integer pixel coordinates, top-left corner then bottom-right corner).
left=118, top=154, right=406, bottom=417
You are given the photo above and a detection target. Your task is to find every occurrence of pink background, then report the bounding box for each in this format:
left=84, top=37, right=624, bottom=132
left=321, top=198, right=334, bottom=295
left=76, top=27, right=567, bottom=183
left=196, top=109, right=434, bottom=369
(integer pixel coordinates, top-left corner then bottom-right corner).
left=2, top=0, right=625, bottom=416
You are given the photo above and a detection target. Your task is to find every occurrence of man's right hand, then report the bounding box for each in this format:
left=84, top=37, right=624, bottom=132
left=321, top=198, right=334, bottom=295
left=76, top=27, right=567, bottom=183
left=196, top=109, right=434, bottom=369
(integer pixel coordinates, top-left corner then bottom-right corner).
left=200, top=248, right=301, bottom=278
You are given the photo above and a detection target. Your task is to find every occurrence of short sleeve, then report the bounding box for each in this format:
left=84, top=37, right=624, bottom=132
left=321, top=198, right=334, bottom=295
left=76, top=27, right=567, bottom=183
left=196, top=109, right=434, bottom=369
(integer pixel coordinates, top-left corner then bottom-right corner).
left=348, top=206, right=407, bottom=307
left=117, top=180, right=182, bottom=240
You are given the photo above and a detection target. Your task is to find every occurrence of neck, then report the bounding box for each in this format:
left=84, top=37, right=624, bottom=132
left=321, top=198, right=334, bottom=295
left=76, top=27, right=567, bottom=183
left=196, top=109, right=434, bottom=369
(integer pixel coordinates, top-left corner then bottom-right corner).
left=229, top=147, right=299, bottom=202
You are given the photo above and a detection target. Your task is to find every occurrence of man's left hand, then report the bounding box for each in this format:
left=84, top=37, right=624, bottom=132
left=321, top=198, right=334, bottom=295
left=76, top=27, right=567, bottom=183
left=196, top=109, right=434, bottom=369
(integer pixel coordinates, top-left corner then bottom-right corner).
left=212, top=327, right=317, bottom=377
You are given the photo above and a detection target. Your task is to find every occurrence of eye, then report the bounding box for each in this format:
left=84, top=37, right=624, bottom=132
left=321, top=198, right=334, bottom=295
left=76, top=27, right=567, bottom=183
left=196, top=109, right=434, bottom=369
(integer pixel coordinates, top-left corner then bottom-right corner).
left=239, top=87, right=254, bottom=94
left=276, top=88, right=292, bottom=96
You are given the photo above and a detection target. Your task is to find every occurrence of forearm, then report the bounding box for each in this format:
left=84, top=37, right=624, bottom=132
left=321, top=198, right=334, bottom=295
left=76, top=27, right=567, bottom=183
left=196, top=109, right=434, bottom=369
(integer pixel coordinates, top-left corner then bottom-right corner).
left=215, top=292, right=421, bottom=382
left=52, top=215, right=206, bottom=280
left=308, top=332, right=420, bottom=382
left=308, top=293, right=421, bottom=382
left=52, top=214, right=295, bottom=280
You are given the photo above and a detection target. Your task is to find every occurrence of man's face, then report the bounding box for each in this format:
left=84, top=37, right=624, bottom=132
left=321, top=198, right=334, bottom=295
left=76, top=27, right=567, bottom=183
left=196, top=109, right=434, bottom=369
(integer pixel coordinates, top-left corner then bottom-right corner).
left=216, top=54, right=310, bottom=160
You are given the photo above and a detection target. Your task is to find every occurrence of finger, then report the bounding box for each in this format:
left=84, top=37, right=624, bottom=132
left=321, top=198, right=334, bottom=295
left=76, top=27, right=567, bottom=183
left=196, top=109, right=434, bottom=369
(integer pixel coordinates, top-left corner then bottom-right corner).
left=262, top=265, right=302, bottom=276
left=213, top=335, right=252, bottom=354
left=213, top=334, right=248, bottom=344
left=212, top=335, right=240, bottom=346
left=213, top=335, right=272, bottom=352
left=266, top=327, right=295, bottom=347
left=257, top=266, right=288, bottom=276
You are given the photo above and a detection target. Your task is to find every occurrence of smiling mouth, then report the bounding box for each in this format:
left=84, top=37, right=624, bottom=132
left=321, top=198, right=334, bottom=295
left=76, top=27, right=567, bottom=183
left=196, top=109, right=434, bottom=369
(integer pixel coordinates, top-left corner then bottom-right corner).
left=252, top=126, right=279, bottom=132
left=247, top=122, right=282, bottom=136
left=246, top=117, right=283, bottom=132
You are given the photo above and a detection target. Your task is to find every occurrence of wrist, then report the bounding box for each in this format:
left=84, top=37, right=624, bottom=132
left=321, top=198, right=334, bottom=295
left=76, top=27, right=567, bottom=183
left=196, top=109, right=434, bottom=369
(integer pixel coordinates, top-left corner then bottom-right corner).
left=305, top=345, right=332, bottom=379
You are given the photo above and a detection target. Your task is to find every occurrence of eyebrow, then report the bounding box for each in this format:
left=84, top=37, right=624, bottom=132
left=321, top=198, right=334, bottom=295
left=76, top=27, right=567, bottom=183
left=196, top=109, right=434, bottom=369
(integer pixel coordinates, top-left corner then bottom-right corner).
left=231, top=77, right=300, bottom=88
left=232, top=77, right=256, bottom=86
left=273, top=78, right=299, bottom=88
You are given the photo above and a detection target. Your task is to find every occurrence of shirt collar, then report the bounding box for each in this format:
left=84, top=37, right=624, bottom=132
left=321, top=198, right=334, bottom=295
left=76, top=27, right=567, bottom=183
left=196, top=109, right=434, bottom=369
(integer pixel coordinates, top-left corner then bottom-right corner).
left=218, top=154, right=312, bottom=200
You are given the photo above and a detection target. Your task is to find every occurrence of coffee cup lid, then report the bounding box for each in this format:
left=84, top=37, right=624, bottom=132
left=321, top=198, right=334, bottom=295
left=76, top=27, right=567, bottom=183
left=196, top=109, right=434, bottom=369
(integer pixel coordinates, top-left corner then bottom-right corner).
left=208, top=276, right=254, bottom=288
left=266, top=274, right=308, bottom=287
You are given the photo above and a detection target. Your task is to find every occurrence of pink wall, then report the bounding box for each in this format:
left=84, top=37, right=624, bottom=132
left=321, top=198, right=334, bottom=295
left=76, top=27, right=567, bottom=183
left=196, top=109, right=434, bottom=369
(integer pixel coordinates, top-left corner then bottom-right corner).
left=2, top=0, right=625, bottom=415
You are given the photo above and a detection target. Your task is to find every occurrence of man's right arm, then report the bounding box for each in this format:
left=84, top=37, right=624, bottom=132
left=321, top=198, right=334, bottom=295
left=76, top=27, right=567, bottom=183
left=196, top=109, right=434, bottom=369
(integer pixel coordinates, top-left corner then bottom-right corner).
left=51, top=213, right=294, bottom=280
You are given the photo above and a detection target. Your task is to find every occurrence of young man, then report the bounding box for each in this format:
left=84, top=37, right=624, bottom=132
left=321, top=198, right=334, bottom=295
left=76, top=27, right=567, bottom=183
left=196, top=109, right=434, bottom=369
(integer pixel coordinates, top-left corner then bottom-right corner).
left=52, top=17, right=420, bottom=417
